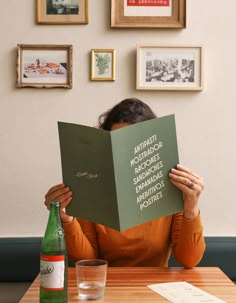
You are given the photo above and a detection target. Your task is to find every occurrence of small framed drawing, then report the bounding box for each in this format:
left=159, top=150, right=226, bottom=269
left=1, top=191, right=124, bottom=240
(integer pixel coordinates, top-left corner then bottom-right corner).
left=111, top=0, right=186, bottom=29
left=36, top=0, right=88, bottom=25
left=90, top=49, right=116, bottom=81
left=16, top=44, right=73, bottom=88
left=136, top=45, right=203, bottom=91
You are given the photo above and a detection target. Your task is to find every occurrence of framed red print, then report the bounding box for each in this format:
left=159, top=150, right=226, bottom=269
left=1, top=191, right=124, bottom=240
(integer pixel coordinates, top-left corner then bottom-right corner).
left=111, top=0, right=186, bottom=28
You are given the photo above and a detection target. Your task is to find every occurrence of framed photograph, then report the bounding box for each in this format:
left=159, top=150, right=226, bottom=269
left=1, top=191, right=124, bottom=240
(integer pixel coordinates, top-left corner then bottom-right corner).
left=36, top=0, right=88, bottom=24
left=90, top=49, right=116, bottom=81
left=17, top=44, right=73, bottom=88
left=136, top=45, right=203, bottom=91
left=111, top=0, right=186, bottom=28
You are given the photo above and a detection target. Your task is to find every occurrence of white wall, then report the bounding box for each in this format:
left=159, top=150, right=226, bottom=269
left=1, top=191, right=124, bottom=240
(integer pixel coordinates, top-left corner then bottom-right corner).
left=0, top=0, right=236, bottom=237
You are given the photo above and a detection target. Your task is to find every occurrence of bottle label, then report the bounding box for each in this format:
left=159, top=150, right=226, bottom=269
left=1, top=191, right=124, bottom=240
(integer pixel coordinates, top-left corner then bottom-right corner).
left=40, top=254, right=65, bottom=290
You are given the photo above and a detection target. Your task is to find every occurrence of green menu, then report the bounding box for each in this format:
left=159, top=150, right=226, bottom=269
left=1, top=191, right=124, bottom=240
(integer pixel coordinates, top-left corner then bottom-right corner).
left=58, top=115, right=183, bottom=231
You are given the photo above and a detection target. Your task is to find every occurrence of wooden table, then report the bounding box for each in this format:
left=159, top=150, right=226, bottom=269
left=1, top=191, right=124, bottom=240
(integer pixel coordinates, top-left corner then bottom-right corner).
left=20, top=267, right=236, bottom=302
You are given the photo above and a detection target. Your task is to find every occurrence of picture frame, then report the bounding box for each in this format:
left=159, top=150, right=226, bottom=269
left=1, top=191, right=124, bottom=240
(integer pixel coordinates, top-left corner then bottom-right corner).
left=36, top=0, right=88, bottom=25
left=136, top=45, right=203, bottom=91
left=111, top=0, right=186, bottom=29
left=90, top=49, right=116, bottom=81
left=16, top=44, right=73, bottom=88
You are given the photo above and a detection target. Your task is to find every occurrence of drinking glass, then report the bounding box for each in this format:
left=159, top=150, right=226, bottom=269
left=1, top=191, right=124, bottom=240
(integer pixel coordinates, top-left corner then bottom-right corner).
left=75, top=259, right=108, bottom=300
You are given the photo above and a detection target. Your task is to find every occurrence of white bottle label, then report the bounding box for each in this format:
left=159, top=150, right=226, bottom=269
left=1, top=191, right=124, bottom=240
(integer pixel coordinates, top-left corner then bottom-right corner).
left=40, top=254, right=65, bottom=290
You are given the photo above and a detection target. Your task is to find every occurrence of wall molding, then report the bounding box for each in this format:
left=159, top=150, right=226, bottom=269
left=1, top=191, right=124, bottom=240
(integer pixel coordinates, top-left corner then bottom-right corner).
left=0, top=237, right=236, bottom=282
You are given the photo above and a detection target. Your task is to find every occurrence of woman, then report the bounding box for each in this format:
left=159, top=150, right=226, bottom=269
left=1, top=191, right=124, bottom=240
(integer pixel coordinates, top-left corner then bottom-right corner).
left=44, top=98, right=205, bottom=268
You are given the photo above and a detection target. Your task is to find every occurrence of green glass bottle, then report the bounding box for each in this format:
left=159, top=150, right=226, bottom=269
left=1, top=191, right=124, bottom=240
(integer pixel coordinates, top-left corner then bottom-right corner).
left=40, top=201, right=68, bottom=303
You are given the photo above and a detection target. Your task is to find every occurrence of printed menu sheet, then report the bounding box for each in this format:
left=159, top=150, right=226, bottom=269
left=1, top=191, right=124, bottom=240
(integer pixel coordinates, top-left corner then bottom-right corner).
left=148, top=281, right=226, bottom=303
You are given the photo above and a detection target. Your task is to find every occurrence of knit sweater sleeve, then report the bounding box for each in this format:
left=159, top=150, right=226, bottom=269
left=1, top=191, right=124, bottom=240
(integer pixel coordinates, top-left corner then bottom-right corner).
left=63, top=218, right=99, bottom=262
left=171, top=212, right=206, bottom=268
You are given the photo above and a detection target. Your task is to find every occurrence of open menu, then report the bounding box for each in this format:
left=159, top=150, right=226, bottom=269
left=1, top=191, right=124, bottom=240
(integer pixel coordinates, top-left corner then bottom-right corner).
left=58, top=114, right=183, bottom=231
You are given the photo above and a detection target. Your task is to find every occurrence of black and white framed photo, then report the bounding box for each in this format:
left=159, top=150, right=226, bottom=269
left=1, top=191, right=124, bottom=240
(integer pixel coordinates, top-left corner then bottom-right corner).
left=136, top=45, right=203, bottom=91
left=36, top=0, right=88, bottom=25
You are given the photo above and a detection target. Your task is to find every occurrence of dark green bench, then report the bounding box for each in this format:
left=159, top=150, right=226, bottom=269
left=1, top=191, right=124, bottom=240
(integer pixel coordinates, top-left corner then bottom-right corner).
left=0, top=237, right=236, bottom=282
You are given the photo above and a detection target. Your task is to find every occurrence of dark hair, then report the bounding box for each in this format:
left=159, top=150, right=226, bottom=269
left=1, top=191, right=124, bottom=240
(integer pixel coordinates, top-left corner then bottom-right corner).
left=98, top=98, right=157, bottom=130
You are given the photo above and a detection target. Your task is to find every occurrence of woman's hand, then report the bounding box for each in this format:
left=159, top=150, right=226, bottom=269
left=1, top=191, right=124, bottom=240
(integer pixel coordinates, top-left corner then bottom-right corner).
left=169, top=164, right=204, bottom=219
left=44, top=183, right=73, bottom=223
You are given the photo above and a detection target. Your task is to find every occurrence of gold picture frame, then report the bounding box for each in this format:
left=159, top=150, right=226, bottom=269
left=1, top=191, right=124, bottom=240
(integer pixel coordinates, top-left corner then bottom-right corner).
left=36, top=0, right=88, bottom=25
left=111, top=0, right=186, bottom=29
left=90, top=49, right=116, bottom=81
left=136, top=44, right=203, bottom=91
left=17, top=44, right=73, bottom=88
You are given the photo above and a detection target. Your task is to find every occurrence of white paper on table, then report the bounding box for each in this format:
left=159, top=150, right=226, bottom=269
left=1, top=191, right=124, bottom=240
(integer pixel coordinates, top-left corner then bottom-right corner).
left=147, top=281, right=226, bottom=303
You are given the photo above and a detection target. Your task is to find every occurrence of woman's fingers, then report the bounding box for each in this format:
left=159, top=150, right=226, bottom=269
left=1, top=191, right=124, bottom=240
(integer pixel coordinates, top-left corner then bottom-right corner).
left=169, top=178, right=202, bottom=196
left=175, top=164, right=201, bottom=179
left=169, top=164, right=204, bottom=219
left=44, top=183, right=72, bottom=209
left=60, top=196, right=73, bottom=209
left=169, top=164, right=204, bottom=193
left=45, top=183, right=65, bottom=198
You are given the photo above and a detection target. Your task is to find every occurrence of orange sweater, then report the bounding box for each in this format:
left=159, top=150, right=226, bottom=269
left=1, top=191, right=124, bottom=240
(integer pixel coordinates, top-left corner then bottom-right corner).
left=63, top=212, right=205, bottom=268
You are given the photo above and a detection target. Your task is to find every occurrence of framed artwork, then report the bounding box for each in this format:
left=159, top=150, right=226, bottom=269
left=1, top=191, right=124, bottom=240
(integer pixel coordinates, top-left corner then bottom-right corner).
left=36, top=0, right=88, bottom=24
left=111, top=0, right=186, bottom=28
left=136, top=45, right=203, bottom=91
left=16, top=44, right=73, bottom=88
left=90, top=49, right=116, bottom=81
